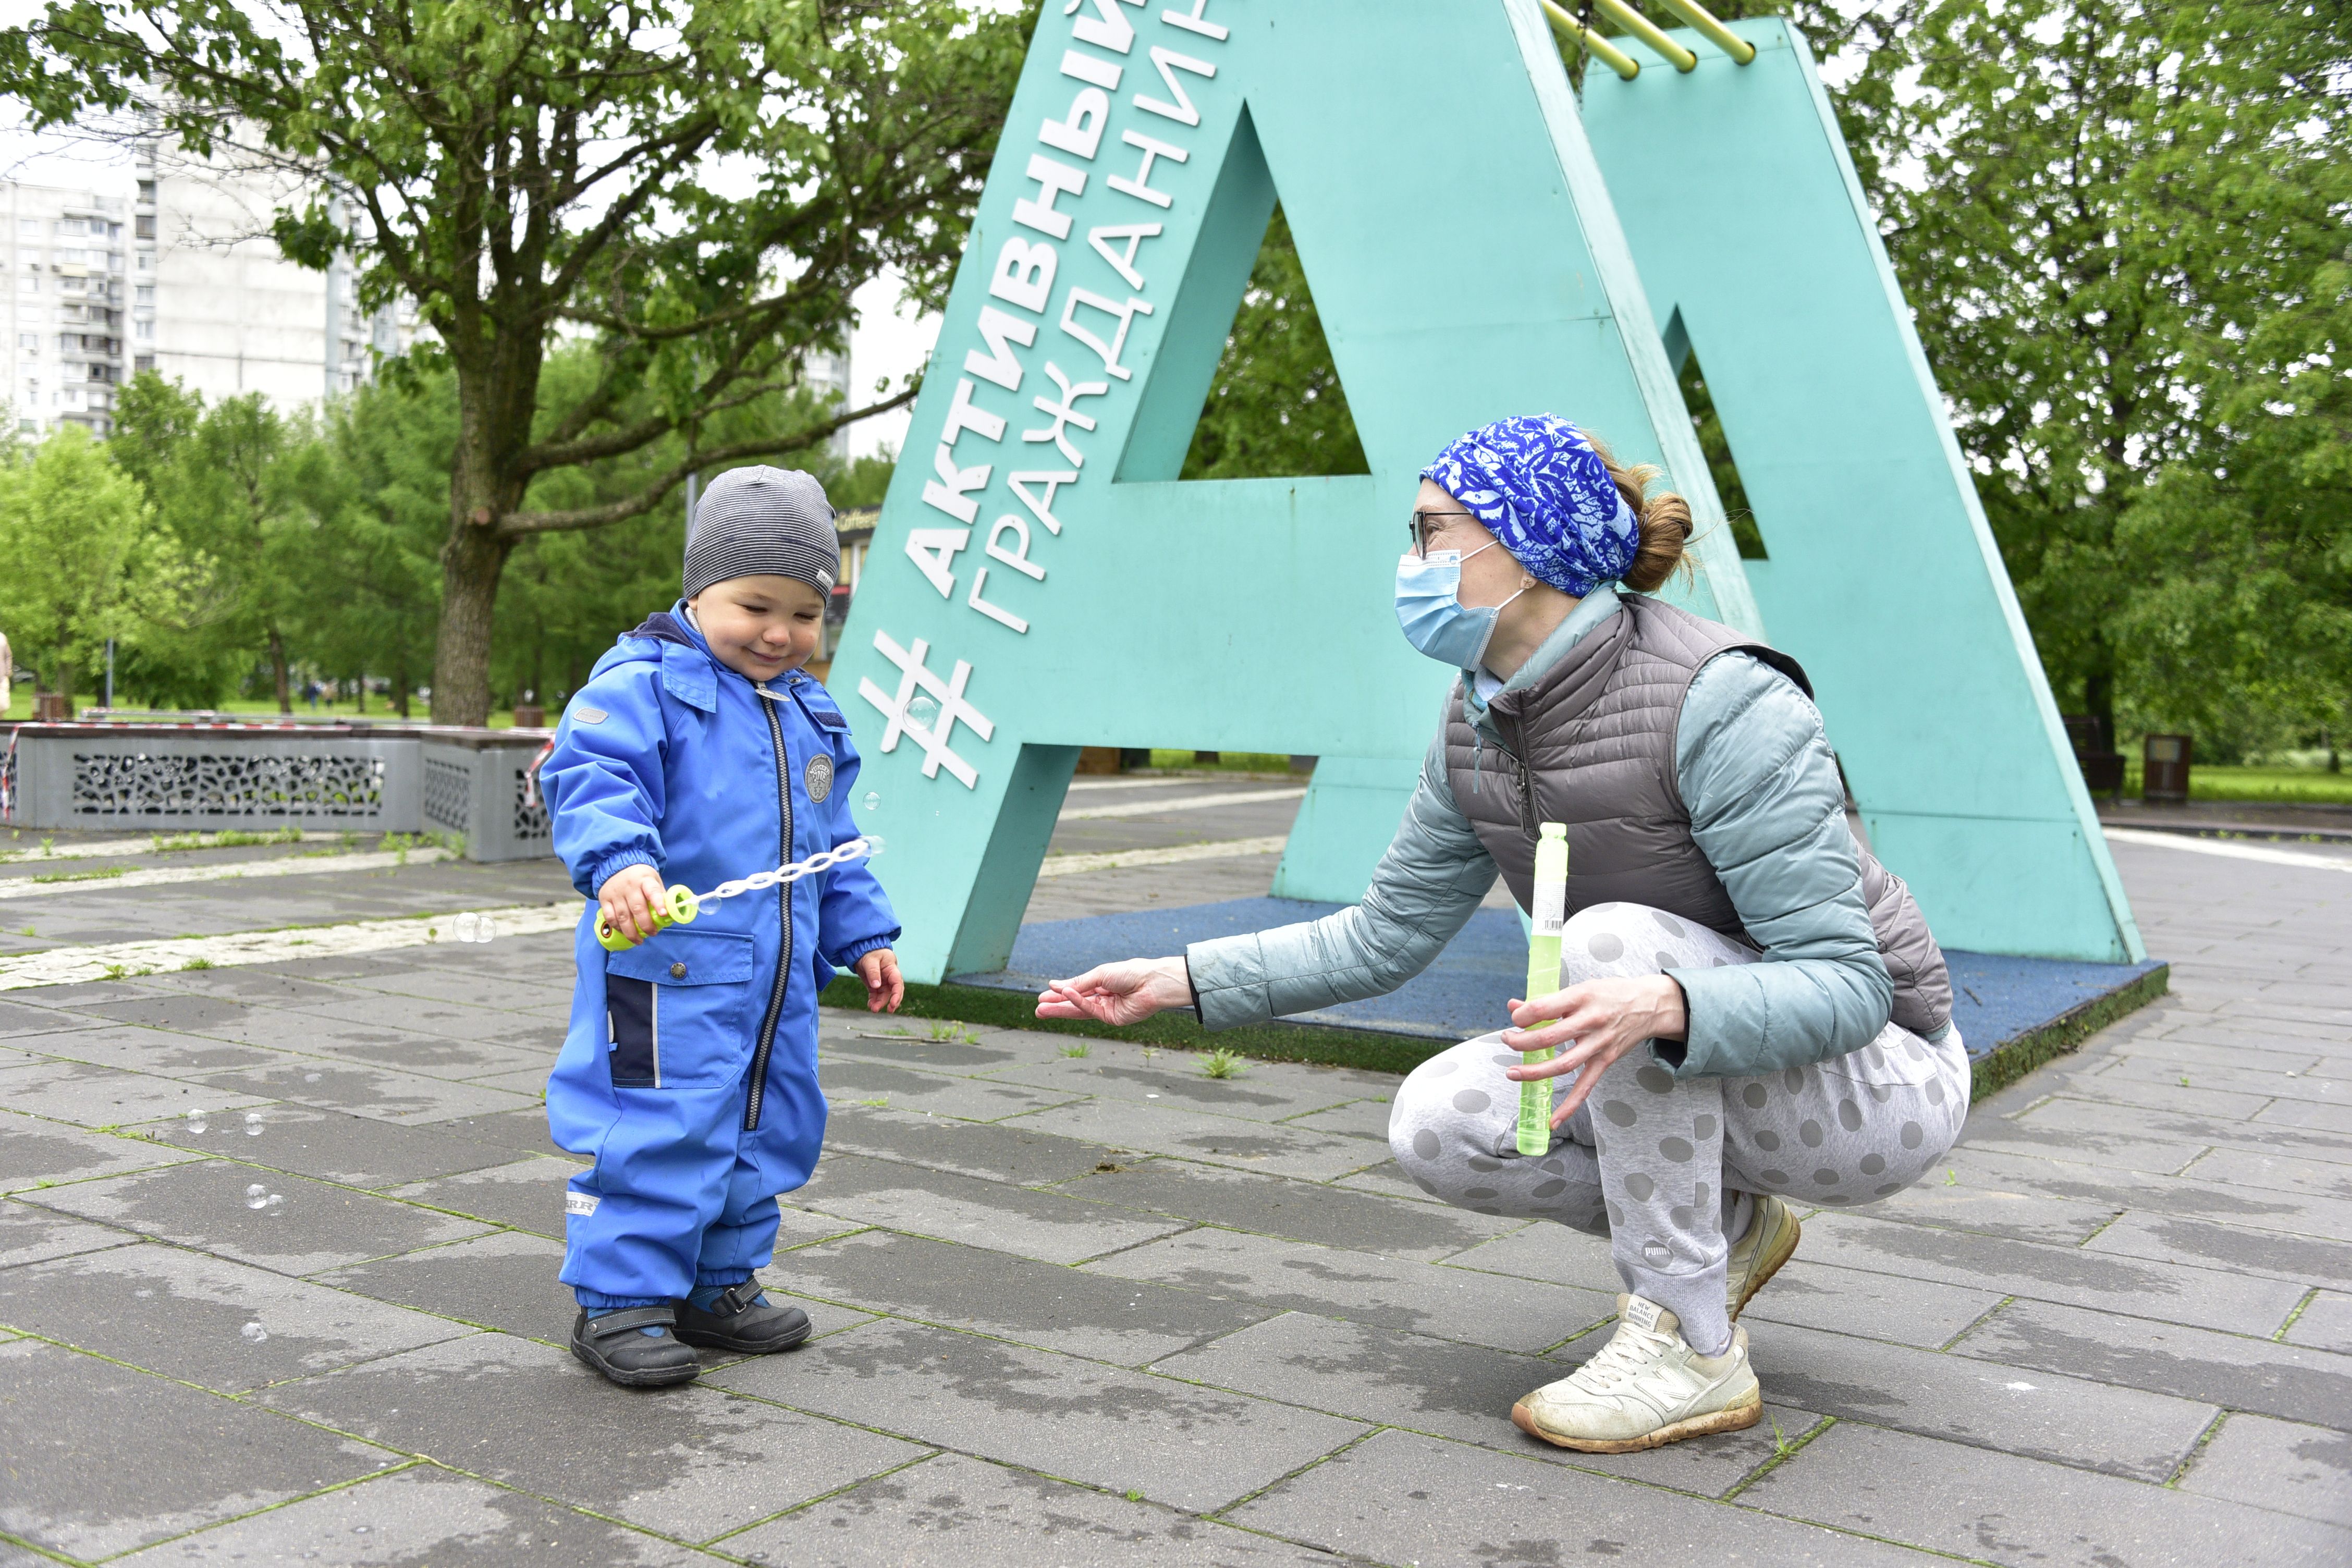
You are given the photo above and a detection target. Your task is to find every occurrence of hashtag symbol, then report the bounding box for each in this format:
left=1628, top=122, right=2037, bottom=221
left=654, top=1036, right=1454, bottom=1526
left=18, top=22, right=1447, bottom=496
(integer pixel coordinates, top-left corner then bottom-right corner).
left=856, top=630, right=995, bottom=788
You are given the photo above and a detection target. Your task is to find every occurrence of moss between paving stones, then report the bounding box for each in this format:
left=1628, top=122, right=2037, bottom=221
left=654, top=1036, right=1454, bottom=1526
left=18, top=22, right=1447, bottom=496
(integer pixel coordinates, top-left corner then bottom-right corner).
left=825, top=961, right=2172, bottom=1092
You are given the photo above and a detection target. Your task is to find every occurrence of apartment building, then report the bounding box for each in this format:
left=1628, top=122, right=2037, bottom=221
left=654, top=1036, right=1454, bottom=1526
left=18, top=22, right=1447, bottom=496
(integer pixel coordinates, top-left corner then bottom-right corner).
left=4, top=143, right=406, bottom=436
left=807, top=347, right=852, bottom=460
left=5, top=185, right=130, bottom=435
left=133, top=139, right=407, bottom=414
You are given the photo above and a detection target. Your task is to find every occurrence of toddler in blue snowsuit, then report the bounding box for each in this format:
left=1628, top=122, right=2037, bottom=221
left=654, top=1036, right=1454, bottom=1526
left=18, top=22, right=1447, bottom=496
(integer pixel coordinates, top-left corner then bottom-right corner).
left=540, top=465, right=903, bottom=1388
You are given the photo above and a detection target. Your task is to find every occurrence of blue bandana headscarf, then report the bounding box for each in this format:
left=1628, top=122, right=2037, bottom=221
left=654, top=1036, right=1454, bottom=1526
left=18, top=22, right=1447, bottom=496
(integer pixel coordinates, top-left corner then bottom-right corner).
left=1419, top=414, right=1639, bottom=596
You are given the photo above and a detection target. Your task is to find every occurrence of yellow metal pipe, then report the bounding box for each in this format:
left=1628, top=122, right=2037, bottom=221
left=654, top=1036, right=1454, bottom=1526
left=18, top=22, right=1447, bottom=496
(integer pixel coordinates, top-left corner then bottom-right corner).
left=1540, top=0, right=1639, bottom=80
left=1590, top=0, right=1699, bottom=71
left=1653, top=0, right=1759, bottom=63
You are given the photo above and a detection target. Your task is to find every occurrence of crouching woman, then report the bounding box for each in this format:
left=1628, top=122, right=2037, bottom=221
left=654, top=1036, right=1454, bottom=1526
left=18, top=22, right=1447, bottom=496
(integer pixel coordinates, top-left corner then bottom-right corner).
left=1038, top=414, right=1968, bottom=1453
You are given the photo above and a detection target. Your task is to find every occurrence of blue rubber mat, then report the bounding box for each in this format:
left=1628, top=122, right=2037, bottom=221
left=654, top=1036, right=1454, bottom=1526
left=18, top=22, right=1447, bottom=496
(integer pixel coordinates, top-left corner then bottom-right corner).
left=953, top=897, right=2164, bottom=1059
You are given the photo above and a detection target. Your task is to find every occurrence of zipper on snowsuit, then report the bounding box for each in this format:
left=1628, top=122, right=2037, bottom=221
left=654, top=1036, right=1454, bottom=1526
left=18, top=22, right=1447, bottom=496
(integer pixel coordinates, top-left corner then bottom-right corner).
left=743, top=687, right=795, bottom=1132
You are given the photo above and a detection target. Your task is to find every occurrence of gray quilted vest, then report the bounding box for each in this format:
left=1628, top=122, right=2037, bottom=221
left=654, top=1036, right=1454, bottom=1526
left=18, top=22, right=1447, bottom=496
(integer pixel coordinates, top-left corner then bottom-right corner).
left=1443, top=594, right=1953, bottom=1038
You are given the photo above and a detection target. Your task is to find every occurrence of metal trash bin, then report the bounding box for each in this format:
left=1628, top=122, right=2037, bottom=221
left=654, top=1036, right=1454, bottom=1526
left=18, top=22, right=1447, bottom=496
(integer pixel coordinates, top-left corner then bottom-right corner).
left=2142, top=733, right=2192, bottom=803
left=2062, top=714, right=2124, bottom=797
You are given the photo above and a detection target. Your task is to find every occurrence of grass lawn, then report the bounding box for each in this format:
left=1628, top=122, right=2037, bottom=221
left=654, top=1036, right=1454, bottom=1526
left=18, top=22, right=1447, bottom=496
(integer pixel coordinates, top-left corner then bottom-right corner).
left=2122, top=763, right=2352, bottom=806
left=1143, top=748, right=1306, bottom=774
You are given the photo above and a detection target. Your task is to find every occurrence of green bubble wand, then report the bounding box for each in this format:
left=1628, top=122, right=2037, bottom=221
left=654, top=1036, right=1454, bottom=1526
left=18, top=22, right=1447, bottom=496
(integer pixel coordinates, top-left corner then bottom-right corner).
left=1517, top=822, right=1570, bottom=1157
left=593, top=836, right=882, bottom=952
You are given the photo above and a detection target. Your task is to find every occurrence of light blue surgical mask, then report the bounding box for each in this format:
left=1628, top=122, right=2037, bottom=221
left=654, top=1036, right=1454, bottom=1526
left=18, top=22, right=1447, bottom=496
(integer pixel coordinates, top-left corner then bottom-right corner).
left=1395, top=545, right=1525, bottom=669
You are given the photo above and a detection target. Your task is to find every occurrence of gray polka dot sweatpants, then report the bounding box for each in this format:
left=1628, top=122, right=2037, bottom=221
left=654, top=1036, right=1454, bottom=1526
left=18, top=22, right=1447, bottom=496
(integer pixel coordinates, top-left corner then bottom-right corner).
left=1388, top=901, right=1970, bottom=1358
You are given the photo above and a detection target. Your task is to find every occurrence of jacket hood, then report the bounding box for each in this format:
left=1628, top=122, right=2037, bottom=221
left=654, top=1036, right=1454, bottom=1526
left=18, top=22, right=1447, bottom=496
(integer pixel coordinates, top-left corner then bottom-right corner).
left=626, top=610, right=698, bottom=648
left=593, top=601, right=820, bottom=715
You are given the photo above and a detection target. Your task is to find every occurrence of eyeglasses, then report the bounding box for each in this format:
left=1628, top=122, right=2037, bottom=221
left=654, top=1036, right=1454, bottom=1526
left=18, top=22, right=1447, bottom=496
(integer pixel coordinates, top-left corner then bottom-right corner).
left=1407, top=509, right=1478, bottom=558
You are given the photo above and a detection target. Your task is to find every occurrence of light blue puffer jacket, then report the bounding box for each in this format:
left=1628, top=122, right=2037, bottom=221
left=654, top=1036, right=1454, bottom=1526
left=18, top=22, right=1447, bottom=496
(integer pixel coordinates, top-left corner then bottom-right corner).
left=1189, top=587, right=1945, bottom=1076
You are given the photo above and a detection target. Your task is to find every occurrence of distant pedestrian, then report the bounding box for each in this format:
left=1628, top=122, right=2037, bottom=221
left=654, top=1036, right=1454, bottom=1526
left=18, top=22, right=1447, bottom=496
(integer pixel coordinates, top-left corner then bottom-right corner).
left=540, top=465, right=903, bottom=1389
left=1040, top=414, right=1966, bottom=1454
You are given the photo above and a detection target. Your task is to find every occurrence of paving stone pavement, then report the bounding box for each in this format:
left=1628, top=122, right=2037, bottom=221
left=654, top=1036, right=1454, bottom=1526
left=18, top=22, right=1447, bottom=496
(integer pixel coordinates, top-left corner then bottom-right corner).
left=0, top=826, right=2348, bottom=1565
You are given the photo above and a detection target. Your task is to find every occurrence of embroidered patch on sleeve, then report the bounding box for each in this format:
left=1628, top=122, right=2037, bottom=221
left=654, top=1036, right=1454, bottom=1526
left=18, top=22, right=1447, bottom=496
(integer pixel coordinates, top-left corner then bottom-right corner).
left=805, top=754, right=835, bottom=802
left=573, top=707, right=607, bottom=725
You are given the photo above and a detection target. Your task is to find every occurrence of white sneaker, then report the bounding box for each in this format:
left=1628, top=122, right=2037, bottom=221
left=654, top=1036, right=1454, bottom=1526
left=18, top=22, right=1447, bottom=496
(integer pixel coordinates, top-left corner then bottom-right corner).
left=1511, top=1295, right=1762, bottom=1452
left=1725, top=1193, right=1801, bottom=1320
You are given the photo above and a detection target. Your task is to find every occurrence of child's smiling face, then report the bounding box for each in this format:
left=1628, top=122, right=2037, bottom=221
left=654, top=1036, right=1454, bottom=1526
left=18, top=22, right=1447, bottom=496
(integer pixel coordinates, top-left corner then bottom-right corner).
left=688, top=574, right=828, bottom=682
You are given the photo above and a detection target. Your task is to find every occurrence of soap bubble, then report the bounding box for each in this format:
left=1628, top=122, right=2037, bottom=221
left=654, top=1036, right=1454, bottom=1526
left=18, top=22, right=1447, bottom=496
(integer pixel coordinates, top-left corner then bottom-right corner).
left=244, top=1111, right=264, bottom=1136
left=861, top=791, right=880, bottom=813
left=185, top=1108, right=207, bottom=1135
left=475, top=915, right=498, bottom=944
left=266, top=1193, right=284, bottom=1215
left=906, top=694, right=940, bottom=729
left=246, top=1183, right=268, bottom=1209
left=862, top=835, right=886, bottom=858
left=453, top=912, right=480, bottom=943
left=241, top=1321, right=268, bottom=1343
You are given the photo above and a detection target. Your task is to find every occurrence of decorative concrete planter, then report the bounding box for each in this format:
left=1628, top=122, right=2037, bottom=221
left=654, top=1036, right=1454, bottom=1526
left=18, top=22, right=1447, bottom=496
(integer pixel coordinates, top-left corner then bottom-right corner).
left=0, top=721, right=555, bottom=862
left=416, top=728, right=554, bottom=862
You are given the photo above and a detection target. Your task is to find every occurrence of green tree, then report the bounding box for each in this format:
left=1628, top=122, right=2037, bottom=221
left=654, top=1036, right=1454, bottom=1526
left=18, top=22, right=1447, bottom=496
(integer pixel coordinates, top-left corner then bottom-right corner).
left=821, top=450, right=900, bottom=511
left=4, top=0, right=1034, bottom=724
left=307, top=371, right=456, bottom=717
left=2110, top=246, right=2352, bottom=756
left=1181, top=206, right=1368, bottom=481
left=1863, top=0, right=2349, bottom=755
left=111, top=375, right=321, bottom=710
left=0, top=425, right=150, bottom=700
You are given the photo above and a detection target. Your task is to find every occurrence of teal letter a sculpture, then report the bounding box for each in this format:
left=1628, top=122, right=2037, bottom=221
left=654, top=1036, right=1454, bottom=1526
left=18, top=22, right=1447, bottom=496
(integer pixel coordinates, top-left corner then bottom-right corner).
left=828, top=0, right=2141, bottom=982
left=829, top=0, right=1763, bottom=983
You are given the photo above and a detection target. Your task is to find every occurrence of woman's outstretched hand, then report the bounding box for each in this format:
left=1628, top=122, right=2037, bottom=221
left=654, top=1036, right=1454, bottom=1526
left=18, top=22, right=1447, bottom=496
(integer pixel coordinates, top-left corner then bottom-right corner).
left=1500, top=974, right=1690, bottom=1127
left=1036, top=957, right=1192, bottom=1027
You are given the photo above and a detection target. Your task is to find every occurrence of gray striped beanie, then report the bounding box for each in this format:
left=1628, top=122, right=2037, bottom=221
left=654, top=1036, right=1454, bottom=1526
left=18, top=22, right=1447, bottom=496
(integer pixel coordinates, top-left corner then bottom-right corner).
left=682, top=466, right=838, bottom=600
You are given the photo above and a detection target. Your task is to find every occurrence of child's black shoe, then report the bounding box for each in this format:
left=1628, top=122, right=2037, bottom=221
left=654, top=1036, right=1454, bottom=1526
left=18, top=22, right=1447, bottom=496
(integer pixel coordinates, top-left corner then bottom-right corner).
left=672, top=1283, right=812, bottom=1354
left=570, top=1306, right=700, bottom=1387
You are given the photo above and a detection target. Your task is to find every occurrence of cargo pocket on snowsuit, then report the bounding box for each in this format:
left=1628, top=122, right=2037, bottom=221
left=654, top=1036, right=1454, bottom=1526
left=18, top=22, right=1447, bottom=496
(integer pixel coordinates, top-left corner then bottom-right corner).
left=604, top=927, right=759, bottom=1088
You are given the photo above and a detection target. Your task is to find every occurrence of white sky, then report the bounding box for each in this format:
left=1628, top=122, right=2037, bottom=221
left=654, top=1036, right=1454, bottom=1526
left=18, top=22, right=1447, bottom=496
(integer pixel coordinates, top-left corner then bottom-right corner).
left=846, top=272, right=940, bottom=462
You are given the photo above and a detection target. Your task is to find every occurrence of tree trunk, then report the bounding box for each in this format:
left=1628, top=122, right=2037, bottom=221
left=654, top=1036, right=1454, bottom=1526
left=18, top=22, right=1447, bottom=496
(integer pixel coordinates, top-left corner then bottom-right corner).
left=2084, top=668, right=2115, bottom=757
left=354, top=672, right=366, bottom=715
left=431, top=521, right=514, bottom=726
left=267, top=629, right=292, bottom=714
left=394, top=642, right=411, bottom=719
left=433, top=332, right=538, bottom=727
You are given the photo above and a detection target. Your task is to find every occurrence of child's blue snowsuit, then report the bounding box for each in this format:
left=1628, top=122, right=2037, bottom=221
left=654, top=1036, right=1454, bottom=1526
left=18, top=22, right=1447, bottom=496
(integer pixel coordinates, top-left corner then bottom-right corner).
left=541, top=606, right=898, bottom=1309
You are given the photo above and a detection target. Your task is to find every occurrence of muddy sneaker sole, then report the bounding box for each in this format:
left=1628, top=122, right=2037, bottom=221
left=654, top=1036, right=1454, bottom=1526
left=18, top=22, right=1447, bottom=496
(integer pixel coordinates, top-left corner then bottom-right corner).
left=1510, top=1385, right=1762, bottom=1453
left=1730, top=1199, right=1803, bottom=1320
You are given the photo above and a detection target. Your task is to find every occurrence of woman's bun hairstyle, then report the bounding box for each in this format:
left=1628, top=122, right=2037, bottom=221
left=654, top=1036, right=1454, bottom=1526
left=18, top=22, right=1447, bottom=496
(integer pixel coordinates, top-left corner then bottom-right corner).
left=1585, top=433, right=1692, bottom=593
